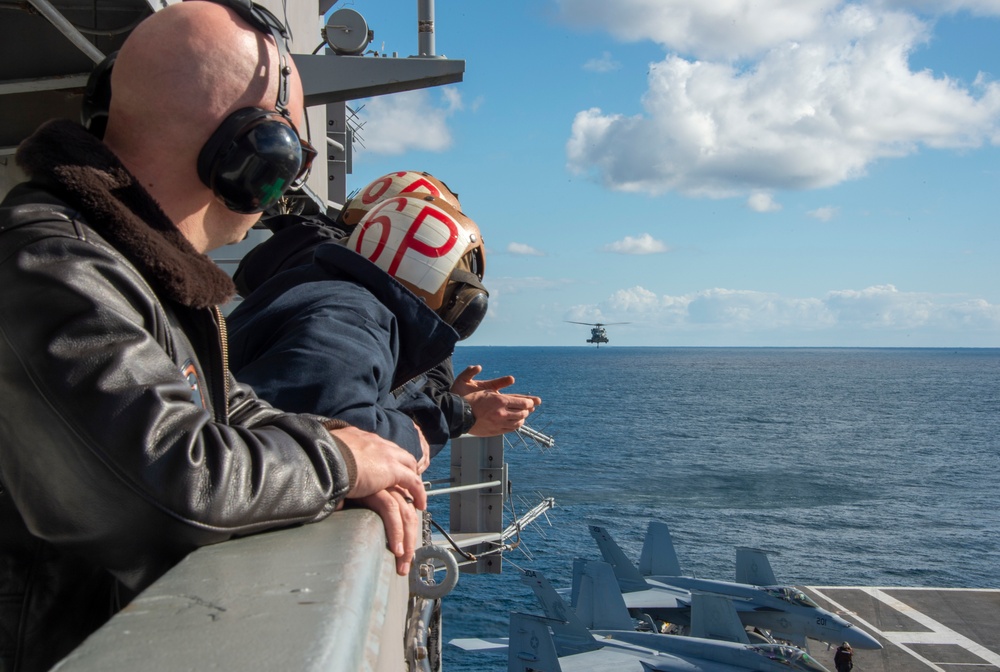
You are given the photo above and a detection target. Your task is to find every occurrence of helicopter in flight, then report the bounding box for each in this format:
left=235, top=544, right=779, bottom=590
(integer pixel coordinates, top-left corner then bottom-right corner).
left=566, top=321, right=630, bottom=347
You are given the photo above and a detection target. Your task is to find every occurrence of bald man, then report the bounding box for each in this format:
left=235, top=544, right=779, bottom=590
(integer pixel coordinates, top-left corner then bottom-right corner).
left=0, top=3, right=423, bottom=670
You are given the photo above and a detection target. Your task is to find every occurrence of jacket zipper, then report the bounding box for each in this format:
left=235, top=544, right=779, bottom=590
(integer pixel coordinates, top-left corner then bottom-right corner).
left=392, top=367, right=434, bottom=397
left=213, top=306, right=231, bottom=420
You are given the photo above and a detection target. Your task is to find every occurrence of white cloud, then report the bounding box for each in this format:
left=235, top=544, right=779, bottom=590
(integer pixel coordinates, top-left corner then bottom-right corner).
left=748, top=192, right=783, bottom=212
left=557, top=0, right=841, bottom=61
left=880, top=0, right=1000, bottom=16
left=356, top=88, right=462, bottom=155
left=584, top=51, right=622, bottom=73
left=557, top=0, right=1000, bottom=60
left=808, top=206, right=839, bottom=221
left=565, top=306, right=606, bottom=323
left=562, top=1, right=1000, bottom=197
left=567, top=283, right=1000, bottom=341
left=440, top=87, right=465, bottom=112
left=468, top=94, right=486, bottom=113
left=507, top=242, right=546, bottom=256
left=603, top=233, right=670, bottom=254
left=685, top=288, right=834, bottom=327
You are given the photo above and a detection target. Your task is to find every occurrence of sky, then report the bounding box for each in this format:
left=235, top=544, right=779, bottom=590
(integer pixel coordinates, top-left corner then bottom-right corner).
left=328, top=0, right=1000, bottom=347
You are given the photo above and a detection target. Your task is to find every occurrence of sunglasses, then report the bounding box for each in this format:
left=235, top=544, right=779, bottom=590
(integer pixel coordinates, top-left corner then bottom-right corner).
left=290, top=135, right=317, bottom=190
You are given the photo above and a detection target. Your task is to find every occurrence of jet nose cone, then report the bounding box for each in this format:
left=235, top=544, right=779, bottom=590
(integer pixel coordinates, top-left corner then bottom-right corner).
left=844, top=626, right=883, bottom=650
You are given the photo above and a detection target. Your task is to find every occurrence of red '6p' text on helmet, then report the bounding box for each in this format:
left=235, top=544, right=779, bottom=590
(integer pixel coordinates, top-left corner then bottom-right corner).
left=347, top=195, right=485, bottom=312
left=340, top=171, right=462, bottom=227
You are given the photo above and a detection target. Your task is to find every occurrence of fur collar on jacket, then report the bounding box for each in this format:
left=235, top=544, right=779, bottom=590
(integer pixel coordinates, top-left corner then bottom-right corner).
left=15, top=119, right=235, bottom=308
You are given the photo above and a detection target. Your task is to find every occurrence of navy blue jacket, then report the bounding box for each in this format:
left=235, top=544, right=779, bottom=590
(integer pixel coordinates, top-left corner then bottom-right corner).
left=227, top=241, right=459, bottom=458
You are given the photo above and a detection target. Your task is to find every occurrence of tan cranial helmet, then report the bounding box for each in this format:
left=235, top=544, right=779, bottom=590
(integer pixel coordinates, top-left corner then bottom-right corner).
left=347, top=194, right=485, bottom=312
left=340, top=171, right=462, bottom=227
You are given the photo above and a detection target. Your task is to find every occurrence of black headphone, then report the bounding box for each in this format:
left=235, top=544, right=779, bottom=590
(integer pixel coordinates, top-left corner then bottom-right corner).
left=81, top=0, right=316, bottom=214
left=438, top=269, right=489, bottom=341
left=80, top=50, right=116, bottom=140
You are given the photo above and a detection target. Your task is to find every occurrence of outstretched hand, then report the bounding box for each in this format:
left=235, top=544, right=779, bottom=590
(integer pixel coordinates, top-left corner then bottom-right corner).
left=451, top=365, right=542, bottom=437
left=451, top=365, right=515, bottom=396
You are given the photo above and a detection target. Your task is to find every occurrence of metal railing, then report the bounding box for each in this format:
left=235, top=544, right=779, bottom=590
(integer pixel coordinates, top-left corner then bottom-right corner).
left=54, top=508, right=408, bottom=672
left=53, top=433, right=555, bottom=672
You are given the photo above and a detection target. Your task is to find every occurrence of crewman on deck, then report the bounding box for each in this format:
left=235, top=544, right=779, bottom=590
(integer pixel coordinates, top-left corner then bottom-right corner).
left=834, top=641, right=854, bottom=671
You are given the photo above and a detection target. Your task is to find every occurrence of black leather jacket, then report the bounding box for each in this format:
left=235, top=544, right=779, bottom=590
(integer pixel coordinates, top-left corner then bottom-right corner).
left=0, top=121, right=354, bottom=672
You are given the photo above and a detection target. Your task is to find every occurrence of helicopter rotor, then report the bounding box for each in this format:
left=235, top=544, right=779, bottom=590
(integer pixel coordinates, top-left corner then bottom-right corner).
left=565, top=321, right=631, bottom=327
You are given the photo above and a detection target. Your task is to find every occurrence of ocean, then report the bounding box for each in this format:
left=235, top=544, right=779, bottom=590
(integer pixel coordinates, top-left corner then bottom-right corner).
left=426, top=346, right=1000, bottom=671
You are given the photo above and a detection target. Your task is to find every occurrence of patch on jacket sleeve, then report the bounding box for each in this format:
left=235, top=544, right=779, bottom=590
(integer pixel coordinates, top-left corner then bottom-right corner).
left=181, top=359, right=207, bottom=409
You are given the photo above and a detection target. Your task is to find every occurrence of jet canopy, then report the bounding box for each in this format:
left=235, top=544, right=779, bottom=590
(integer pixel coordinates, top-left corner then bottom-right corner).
left=755, top=644, right=832, bottom=672
left=763, top=586, right=821, bottom=608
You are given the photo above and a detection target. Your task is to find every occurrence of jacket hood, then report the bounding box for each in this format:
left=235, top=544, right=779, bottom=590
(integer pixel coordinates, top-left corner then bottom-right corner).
left=15, top=119, right=234, bottom=308
left=312, top=243, right=459, bottom=388
left=233, top=215, right=346, bottom=297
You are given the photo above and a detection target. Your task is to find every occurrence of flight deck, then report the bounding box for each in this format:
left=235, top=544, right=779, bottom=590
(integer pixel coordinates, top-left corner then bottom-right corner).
left=802, top=587, right=1000, bottom=672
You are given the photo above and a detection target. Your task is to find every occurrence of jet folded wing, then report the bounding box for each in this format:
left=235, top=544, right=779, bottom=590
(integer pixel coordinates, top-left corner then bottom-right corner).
left=448, top=637, right=509, bottom=652
left=620, top=589, right=690, bottom=611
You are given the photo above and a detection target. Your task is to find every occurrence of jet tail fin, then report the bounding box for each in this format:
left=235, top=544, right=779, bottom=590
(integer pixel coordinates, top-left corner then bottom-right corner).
left=588, top=525, right=648, bottom=591
left=508, top=613, right=564, bottom=672
left=520, top=569, right=594, bottom=641
left=735, top=547, right=778, bottom=586
left=572, top=559, right=636, bottom=630
left=689, top=593, right=751, bottom=644
left=638, top=521, right=683, bottom=576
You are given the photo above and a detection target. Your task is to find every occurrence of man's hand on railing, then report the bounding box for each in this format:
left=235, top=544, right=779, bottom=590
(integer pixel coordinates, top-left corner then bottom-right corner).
left=354, top=486, right=421, bottom=576
left=331, top=426, right=426, bottom=576
left=332, top=426, right=427, bottom=507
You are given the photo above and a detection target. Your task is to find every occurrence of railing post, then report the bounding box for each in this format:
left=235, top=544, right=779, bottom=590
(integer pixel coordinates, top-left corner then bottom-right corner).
left=449, top=434, right=507, bottom=574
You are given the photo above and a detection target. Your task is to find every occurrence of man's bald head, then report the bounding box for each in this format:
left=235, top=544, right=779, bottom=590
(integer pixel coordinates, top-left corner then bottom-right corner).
left=107, top=2, right=281, bottom=155
left=103, top=0, right=307, bottom=250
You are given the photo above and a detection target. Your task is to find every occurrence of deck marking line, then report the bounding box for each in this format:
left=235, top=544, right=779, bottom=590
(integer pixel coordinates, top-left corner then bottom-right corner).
left=809, top=586, right=948, bottom=672
left=880, top=631, right=982, bottom=644
left=810, top=587, right=1000, bottom=594
left=808, top=587, right=946, bottom=672
left=808, top=587, right=1000, bottom=671
left=862, top=588, right=1000, bottom=667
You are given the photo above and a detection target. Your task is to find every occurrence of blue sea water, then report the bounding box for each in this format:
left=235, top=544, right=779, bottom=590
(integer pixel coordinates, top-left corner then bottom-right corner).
left=426, top=347, right=1000, bottom=671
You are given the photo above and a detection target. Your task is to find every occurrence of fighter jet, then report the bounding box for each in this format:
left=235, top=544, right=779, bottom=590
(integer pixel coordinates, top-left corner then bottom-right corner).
left=588, top=522, right=882, bottom=651
left=496, top=563, right=833, bottom=671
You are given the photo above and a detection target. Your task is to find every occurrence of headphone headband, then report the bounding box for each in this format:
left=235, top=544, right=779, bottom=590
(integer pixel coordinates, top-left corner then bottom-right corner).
left=210, top=0, right=292, bottom=114
left=83, top=1, right=294, bottom=133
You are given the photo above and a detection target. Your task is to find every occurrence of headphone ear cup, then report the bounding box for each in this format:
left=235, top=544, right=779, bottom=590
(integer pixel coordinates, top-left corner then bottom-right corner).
left=441, top=287, right=488, bottom=340
left=439, top=270, right=489, bottom=340
left=198, top=108, right=262, bottom=187
left=198, top=108, right=304, bottom=214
